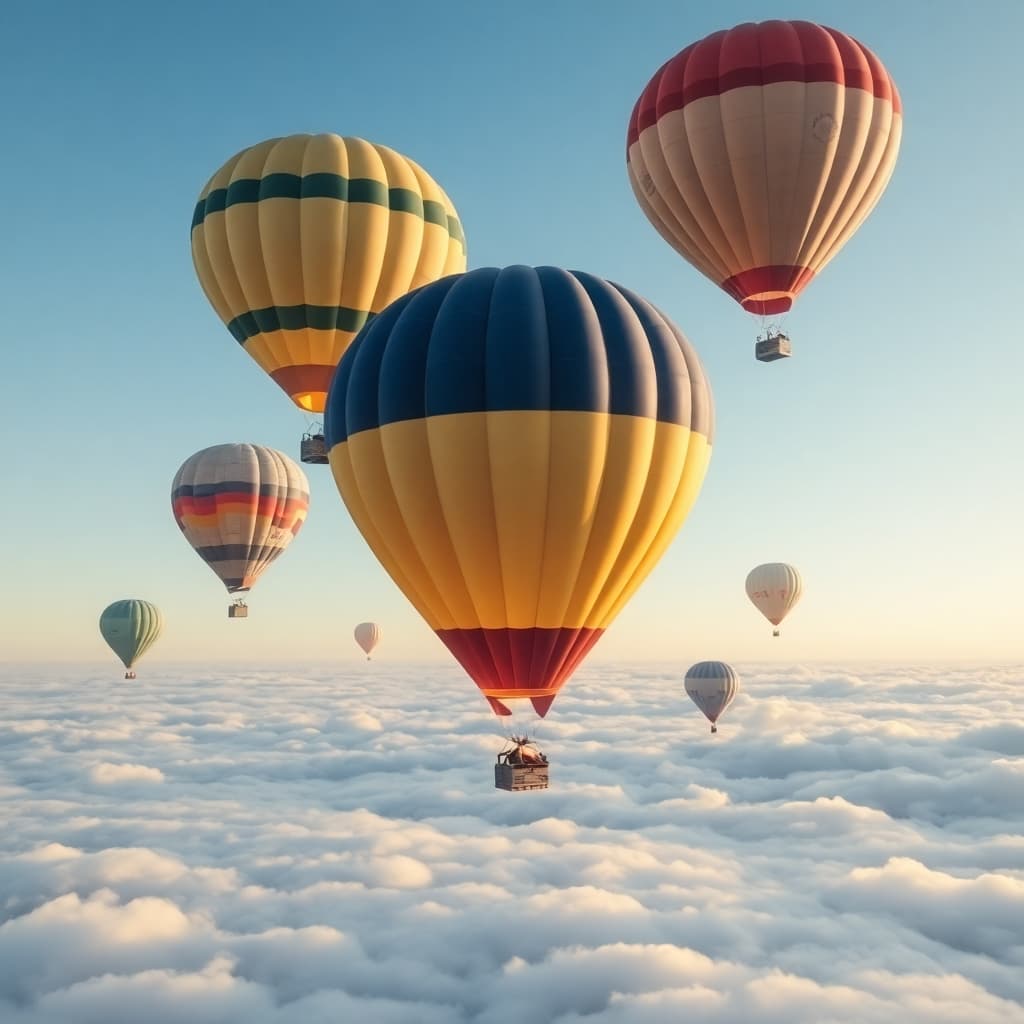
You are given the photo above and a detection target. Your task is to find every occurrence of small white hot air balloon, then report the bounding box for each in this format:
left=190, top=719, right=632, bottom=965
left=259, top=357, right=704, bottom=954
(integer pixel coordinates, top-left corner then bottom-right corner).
left=684, top=661, right=740, bottom=734
left=354, top=622, right=382, bottom=660
left=745, top=563, right=803, bottom=636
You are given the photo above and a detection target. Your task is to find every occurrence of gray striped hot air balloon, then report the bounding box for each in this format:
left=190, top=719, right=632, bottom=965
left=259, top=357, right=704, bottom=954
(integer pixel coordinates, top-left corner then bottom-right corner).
left=171, top=444, right=310, bottom=617
left=684, top=661, right=740, bottom=734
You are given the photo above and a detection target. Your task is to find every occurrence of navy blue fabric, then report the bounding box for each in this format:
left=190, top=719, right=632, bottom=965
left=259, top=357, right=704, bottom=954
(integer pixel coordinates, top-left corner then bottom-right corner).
left=382, top=276, right=463, bottom=425
left=535, top=266, right=607, bottom=414
left=572, top=270, right=656, bottom=420
left=324, top=266, right=713, bottom=445
left=331, top=291, right=409, bottom=443
left=171, top=482, right=307, bottom=500
left=424, top=269, right=499, bottom=420
left=484, top=265, right=551, bottom=413
left=194, top=544, right=271, bottom=560
left=607, top=280, right=692, bottom=431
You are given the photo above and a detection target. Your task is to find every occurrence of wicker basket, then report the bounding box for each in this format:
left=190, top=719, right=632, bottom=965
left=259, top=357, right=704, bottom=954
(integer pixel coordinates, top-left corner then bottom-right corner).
left=495, top=762, right=549, bottom=792
left=300, top=434, right=329, bottom=464
left=755, top=333, right=792, bottom=362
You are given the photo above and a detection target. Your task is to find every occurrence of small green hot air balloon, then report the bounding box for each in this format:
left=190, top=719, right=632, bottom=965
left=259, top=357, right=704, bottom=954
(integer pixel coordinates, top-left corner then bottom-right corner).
left=99, top=600, right=163, bottom=679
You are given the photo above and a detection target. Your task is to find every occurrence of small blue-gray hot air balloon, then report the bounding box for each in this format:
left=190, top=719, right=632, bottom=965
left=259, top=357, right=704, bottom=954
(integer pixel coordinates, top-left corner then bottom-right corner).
left=684, top=661, right=740, bottom=734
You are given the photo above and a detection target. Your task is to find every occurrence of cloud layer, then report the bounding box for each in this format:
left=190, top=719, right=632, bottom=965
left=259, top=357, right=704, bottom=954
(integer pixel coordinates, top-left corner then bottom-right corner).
left=1, top=661, right=1021, bottom=1022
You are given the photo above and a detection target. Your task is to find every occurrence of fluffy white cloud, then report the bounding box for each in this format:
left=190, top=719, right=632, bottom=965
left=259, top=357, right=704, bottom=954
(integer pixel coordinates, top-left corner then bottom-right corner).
left=826, top=856, right=1024, bottom=959
left=90, top=762, right=165, bottom=784
left=0, top=662, right=1021, bottom=1022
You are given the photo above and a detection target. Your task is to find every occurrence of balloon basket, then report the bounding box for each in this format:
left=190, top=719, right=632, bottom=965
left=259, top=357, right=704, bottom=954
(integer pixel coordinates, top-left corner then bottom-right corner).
left=494, top=762, right=549, bottom=792
left=494, top=737, right=549, bottom=791
left=228, top=603, right=249, bottom=619
left=755, top=331, right=791, bottom=362
left=300, top=433, right=329, bottom=465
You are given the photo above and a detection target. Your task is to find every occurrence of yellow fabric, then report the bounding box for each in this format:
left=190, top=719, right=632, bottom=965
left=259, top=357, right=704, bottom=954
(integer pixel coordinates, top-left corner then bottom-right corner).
left=330, top=410, right=711, bottom=631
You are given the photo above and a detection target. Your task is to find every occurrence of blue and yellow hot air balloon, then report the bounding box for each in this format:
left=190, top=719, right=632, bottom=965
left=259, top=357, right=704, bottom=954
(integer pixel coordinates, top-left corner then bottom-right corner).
left=190, top=134, right=467, bottom=461
left=324, top=266, right=714, bottom=719
left=99, top=599, right=163, bottom=679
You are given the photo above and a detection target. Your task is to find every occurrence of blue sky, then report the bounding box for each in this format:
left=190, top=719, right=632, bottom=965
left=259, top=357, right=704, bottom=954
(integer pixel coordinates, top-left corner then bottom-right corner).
left=1, top=0, right=1021, bottom=666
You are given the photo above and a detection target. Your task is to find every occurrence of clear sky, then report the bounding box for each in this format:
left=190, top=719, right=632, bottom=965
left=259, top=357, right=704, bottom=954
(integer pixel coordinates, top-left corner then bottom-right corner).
left=1, top=0, right=1021, bottom=666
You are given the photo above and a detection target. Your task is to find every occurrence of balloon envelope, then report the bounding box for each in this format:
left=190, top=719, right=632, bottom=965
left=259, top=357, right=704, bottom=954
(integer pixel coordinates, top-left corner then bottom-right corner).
left=354, top=621, right=382, bottom=657
left=325, top=265, right=714, bottom=718
left=191, top=133, right=467, bottom=413
left=99, top=599, right=163, bottom=671
left=171, top=444, right=309, bottom=596
left=685, top=661, right=740, bottom=725
left=746, top=563, right=803, bottom=628
left=627, top=20, right=902, bottom=316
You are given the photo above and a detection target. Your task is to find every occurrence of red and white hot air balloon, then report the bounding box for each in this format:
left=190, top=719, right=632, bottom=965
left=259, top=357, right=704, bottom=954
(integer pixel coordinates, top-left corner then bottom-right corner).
left=627, top=20, right=902, bottom=361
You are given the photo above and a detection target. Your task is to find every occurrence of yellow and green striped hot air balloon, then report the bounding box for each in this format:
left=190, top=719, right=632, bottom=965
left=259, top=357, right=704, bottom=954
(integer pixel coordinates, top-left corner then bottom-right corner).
left=325, top=266, right=714, bottom=722
left=190, top=134, right=467, bottom=430
left=99, top=599, right=163, bottom=679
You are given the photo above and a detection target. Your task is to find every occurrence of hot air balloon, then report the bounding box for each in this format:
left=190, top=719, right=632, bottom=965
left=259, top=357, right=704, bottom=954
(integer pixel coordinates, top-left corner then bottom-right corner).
left=626, top=20, right=902, bottom=361
left=324, top=265, right=714, bottom=748
left=746, top=562, right=803, bottom=636
left=99, top=599, right=163, bottom=679
left=190, top=133, right=467, bottom=463
left=685, top=661, right=739, bottom=733
left=354, top=621, right=382, bottom=659
left=171, top=444, right=309, bottom=617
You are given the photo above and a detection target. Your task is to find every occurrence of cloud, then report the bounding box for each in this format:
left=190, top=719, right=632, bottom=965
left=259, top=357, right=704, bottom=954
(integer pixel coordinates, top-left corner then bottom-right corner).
left=90, top=763, right=165, bottom=784
left=0, top=890, right=208, bottom=1003
left=826, top=856, right=1024, bottom=960
left=0, top=661, right=1021, bottom=1022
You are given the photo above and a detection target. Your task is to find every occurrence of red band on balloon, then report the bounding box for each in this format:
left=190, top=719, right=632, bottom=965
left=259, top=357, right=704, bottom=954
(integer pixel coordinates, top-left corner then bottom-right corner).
left=719, top=265, right=817, bottom=314
left=627, top=22, right=901, bottom=148
left=435, top=626, right=604, bottom=717
left=269, top=364, right=337, bottom=400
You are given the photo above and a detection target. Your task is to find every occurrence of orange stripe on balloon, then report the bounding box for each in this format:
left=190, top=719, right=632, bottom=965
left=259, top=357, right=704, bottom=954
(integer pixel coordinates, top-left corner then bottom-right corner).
left=172, top=496, right=308, bottom=517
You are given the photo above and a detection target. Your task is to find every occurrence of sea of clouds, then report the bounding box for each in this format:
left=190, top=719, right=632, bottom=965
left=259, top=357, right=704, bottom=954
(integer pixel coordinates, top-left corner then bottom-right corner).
left=0, top=661, right=1022, bottom=1023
